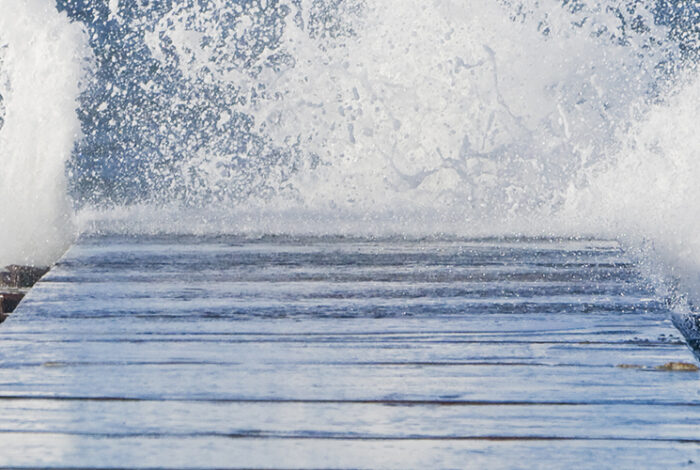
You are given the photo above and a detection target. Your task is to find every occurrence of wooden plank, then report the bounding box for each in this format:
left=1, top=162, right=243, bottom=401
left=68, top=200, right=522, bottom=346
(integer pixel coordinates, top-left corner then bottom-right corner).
left=2, top=361, right=699, bottom=404
left=0, top=434, right=699, bottom=469
left=2, top=399, right=700, bottom=441
left=0, top=335, right=687, bottom=367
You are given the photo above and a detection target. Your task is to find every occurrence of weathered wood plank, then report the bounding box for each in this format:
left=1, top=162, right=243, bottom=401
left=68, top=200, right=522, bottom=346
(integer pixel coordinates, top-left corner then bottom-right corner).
left=0, top=434, right=699, bottom=469
left=1, top=361, right=698, bottom=404
left=0, top=337, right=687, bottom=367
left=3, top=399, right=700, bottom=441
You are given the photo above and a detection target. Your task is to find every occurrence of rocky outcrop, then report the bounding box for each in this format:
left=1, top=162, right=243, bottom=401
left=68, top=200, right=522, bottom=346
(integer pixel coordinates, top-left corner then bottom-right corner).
left=0, top=264, right=49, bottom=322
left=0, top=292, right=24, bottom=322
left=1, top=265, right=49, bottom=288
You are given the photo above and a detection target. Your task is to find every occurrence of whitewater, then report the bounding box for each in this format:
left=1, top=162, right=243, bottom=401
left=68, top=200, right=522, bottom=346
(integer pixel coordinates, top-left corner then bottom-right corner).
left=2, top=3, right=700, bottom=467
left=0, top=0, right=87, bottom=267
left=0, top=0, right=698, bottom=305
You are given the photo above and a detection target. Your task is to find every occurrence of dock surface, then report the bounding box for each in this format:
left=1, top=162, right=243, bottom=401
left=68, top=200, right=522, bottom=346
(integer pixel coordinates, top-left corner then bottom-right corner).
left=1, top=236, right=700, bottom=468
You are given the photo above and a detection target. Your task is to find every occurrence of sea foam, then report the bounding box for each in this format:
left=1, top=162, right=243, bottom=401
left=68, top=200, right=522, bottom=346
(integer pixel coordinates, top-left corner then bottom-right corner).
left=0, top=0, right=89, bottom=267
left=4, top=0, right=700, bottom=310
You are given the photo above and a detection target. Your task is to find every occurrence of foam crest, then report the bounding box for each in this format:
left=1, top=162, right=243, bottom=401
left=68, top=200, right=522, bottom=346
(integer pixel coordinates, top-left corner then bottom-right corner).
left=0, top=0, right=89, bottom=267
left=568, top=70, right=700, bottom=305
left=7, top=0, right=699, bottom=308
left=129, top=0, right=674, bottom=229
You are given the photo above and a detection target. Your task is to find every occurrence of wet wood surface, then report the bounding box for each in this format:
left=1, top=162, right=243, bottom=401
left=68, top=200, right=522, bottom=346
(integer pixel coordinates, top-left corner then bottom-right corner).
left=1, top=236, right=699, bottom=468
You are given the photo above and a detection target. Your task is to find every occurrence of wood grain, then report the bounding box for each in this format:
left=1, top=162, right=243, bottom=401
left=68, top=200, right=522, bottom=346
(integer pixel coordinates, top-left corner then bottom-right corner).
left=1, top=236, right=698, bottom=468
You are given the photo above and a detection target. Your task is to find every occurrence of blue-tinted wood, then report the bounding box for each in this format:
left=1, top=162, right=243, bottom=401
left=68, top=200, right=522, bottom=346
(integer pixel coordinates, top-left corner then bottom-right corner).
left=1, top=236, right=699, bottom=468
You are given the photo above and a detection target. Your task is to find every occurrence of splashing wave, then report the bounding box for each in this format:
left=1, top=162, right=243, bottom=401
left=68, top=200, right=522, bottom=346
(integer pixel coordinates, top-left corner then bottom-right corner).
left=0, top=0, right=89, bottom=266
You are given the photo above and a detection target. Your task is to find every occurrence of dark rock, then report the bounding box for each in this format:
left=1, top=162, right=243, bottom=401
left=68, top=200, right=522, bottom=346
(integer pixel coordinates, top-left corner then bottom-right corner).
left=0, top=292, right=25, bottom=319
left=0, top=265, right=48, bottom=323
left=1, top=265, right=49, bottom=288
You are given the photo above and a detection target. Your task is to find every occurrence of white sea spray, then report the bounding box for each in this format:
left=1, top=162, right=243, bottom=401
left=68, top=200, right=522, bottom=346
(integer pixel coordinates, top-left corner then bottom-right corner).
left=0, top=0, right=90, bottom=266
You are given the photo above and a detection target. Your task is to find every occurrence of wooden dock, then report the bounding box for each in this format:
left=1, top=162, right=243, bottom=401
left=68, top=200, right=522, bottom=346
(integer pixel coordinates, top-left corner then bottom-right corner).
left=1, top=236, right=700, bottom=468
